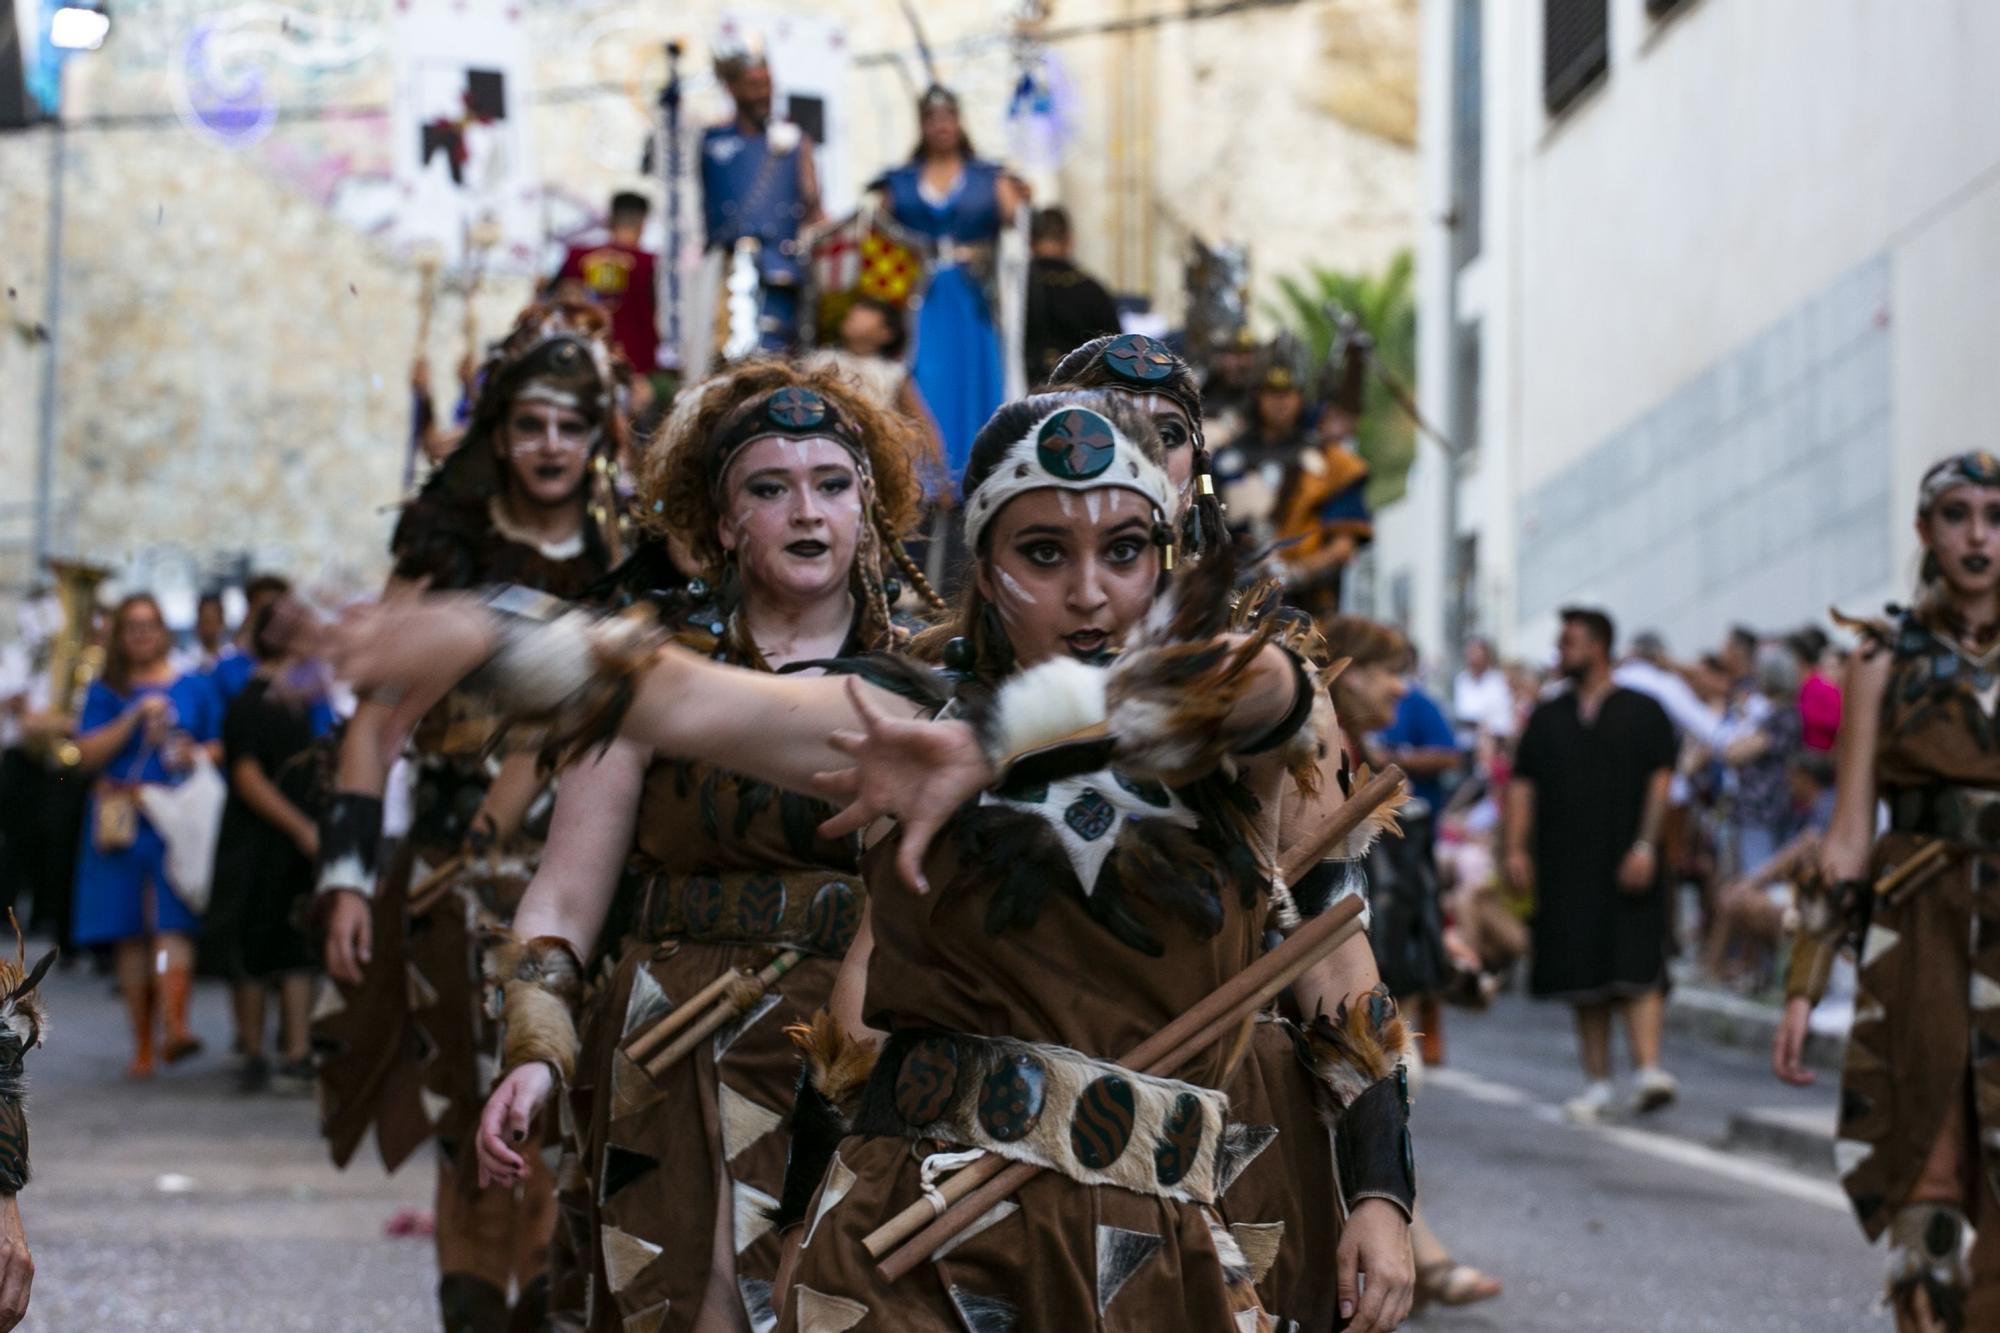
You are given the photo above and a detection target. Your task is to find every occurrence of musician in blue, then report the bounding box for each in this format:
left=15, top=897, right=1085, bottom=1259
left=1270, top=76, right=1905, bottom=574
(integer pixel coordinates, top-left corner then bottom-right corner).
left=872, top=86, right=1029, bottom=485
left=701, top=43, right=821, bottom=350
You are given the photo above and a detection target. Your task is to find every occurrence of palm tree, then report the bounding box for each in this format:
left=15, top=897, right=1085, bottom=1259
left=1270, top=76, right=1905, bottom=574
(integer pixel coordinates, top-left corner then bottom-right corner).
left=1270, top=249, right=1417, bottom=508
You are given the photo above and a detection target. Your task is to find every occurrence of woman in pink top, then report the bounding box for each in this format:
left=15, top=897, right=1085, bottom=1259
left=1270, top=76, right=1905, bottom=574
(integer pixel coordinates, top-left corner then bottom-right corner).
left=1789, top=628, right=1842, bottom=752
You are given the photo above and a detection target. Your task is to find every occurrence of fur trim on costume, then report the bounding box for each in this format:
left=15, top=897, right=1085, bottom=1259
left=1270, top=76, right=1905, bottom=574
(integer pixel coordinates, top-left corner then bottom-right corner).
left=315, top=792, right=385, bottom=899
left=1294, top=986, right=1412, bottom=1109
left=768, top=1014, right=881, bottom=1231
left=787, top=1011, right=878, bottom=1108
left=855, top=1029, right=1233, bottom=1205
left=1106, top=540, right=1318, bottom=786
left=0, top=916, right=52, bottom=1193
left=975, top=657, right=1110, bottom=776
left=1888, top=1204, right=1969, bottom=1333
left=465, top=590, right=665, bottom=766
left=488, top=932, right=585, bottom=1084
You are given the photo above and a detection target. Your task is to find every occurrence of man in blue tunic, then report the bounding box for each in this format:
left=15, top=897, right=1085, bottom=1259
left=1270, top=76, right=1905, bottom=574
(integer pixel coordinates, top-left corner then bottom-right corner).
left=702, top=40, right=821, bottom=352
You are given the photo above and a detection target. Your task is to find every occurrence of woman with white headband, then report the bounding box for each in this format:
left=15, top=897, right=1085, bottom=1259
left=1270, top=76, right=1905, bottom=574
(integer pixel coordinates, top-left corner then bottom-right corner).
left=321, top=391, right=1417, bottom=1332
left=1778, top=452, right=2000, bottom=1331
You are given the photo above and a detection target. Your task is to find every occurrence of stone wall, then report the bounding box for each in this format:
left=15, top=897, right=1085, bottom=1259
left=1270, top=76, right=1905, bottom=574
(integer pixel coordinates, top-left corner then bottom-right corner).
left=0, top=0, right=1415, bottom=618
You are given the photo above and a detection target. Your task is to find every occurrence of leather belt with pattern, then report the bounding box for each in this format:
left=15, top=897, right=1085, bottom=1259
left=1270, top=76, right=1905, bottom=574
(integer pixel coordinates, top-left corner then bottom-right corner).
left=855, top=1028, right=1237, bottom=1206
left=638, top=869, right=863, bottom=957
left=1886, top=784, right=2000, bottom=855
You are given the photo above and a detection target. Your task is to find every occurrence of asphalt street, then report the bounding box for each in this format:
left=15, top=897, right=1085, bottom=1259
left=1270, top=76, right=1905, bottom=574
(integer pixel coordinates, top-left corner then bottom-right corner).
left=12, top=966, right=1881, bottom=1331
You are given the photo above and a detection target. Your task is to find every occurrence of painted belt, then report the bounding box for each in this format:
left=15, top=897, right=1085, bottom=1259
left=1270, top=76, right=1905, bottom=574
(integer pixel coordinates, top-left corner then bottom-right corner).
left=1885, top=784, right=2000, bottom=853
left=855, top=1028, right=1233, bottom=1206
left=639, top=869, right=864, bottom=957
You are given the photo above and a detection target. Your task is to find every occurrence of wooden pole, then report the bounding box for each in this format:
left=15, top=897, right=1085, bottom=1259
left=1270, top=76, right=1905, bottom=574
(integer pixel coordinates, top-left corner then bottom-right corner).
left=641, top=951, right=801, bottom=1079
left=862, top=766, right=1403, bottom=1272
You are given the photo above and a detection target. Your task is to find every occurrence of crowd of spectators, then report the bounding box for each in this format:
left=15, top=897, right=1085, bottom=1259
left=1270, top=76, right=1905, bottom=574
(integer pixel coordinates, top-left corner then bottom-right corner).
left=0, top=575, right=339, bottom=1091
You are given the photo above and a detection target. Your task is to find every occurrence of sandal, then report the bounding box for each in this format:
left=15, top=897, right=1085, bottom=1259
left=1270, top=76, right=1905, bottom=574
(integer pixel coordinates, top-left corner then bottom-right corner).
left=1415, top=1259, right=1504, bottom=1310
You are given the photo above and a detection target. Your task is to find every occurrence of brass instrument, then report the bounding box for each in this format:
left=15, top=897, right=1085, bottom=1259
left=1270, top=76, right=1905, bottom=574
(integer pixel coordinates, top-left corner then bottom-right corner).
left=35, top=559, right=111, bottom=770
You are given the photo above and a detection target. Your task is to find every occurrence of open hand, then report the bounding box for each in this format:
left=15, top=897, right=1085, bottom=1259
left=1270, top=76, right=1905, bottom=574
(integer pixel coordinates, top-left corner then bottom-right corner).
left=477, top=1063, right=553, bottom=1188
left=814, top=678, right=991, bottom=894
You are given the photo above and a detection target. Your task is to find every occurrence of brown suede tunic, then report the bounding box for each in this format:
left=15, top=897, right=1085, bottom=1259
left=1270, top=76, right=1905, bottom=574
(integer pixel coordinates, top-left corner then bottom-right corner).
left=1836, top=607, right=2000, bottom=1242
left=567, top=621, right=864, bottom=1333
left=785, top=742, right=1286, bottom=1332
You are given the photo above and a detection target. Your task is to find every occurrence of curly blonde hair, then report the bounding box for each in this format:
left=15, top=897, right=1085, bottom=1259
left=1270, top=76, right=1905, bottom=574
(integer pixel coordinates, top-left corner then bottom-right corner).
left=636, top=358, right=941, bottom=634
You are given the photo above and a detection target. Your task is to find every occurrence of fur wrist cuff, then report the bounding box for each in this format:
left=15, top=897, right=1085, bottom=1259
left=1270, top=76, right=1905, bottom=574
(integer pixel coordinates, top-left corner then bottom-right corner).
left=489, top=933, right=585, bottom=1084
left=1296, top=987, right=1417, bottom=1221
left=972, top=657, right=1115, bottom=791
left=464, top=586, right=664, bottom=764
left=1784, top=877, right=1868, bottom=1004
left=316, top=793, right=385, bottom=900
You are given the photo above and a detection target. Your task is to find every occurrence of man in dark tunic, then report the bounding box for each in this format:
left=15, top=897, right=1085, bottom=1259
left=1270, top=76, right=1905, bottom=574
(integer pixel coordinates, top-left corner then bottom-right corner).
left=1023, top=206, right=1121, bottom=387
left=1506, top=606, right=1678, bottom=1123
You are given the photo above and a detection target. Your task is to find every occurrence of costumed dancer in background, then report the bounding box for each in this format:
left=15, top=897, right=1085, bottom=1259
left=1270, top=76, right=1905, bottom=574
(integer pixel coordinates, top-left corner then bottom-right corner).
left=313, top=300, right=631, bottom=1332
left=1048, top=333, right=1415, bottom=1328
left=473, top=362, right=936, bottom=1332
left=1210, top=347, right=1373, bottom=624
left=701, top=38, right=822, bottom=360
left=312, top=391, right=1418, bottom=1332
left=1776, top=452, right=2000, bottom=1332
left=1323, top=616, right=1503, bottom=1316
left=871, top=85, right=1030, bottom=487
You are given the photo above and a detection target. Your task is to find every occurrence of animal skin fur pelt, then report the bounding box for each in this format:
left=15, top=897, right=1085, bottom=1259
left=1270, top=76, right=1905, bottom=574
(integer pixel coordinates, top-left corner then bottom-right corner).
left=1293, top=985, right=1412, bottom=1110
left=1887, top=1204, right=1969, bottom=1333
left=486, top=931, right=585, bottom=1084
left=769, top=1013, right=880, bottom=1230
left=0, top=915, right=54, bottom=1193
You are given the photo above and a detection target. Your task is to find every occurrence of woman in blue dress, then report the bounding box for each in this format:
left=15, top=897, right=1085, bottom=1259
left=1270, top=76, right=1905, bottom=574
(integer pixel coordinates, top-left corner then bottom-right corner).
left=873, top=86, right=1029, bottom=486
left=73, top=592, right=223, bottom=1078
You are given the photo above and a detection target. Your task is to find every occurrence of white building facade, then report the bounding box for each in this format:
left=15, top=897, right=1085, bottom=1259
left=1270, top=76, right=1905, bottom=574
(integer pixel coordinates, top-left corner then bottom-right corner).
left=1381, top=0, right=2000, bottom=665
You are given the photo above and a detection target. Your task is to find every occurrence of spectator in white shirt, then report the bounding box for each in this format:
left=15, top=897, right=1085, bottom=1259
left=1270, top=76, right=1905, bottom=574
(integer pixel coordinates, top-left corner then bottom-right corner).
left=1452, top=636, right=1515, bottom=743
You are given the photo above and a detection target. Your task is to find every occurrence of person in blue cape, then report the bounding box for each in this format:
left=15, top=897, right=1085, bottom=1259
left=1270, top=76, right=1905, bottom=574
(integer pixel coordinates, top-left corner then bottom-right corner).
left=72, top=592, right=224, bottom=1079
left=871, top=85, right=1029, bottom=486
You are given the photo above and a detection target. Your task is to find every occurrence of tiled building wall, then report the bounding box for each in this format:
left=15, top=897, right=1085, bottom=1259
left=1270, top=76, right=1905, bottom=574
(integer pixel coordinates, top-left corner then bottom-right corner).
left=1517, top=255, right=1893, bottom=652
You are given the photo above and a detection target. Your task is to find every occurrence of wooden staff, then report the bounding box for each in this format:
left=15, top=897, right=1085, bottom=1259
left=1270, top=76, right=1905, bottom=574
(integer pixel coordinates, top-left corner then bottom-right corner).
left=623, top=965, right=751, bottom=1068
left=641, top=950, right=802, bottom=1079
left=406, top=855, right=468, bottom=918
left=863, top=765, right=1404, bottom=1274
left=1876, top=838, right=1951, bottom=903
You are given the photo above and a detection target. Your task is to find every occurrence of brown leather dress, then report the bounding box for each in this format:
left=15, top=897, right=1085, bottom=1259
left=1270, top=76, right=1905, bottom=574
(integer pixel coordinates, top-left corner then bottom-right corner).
left=564, top=632, right=865, bottom=1333
left=312, top=494, right=606, bottom=1325
left=783, top=751, right=1285, bottom=1332
left=1836, top=608, right=2000, bottom=1246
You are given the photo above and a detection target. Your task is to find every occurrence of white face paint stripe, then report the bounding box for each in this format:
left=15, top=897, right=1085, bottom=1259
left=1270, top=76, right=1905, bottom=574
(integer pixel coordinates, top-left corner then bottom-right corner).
left=995, top=568, right=1038, bottom=607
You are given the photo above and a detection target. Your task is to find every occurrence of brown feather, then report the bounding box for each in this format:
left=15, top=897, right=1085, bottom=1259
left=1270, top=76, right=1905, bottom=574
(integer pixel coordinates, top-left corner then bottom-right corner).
left=1295, top=986, right=1414, bottom=1110
left=785, top=1011, right=878, bottom=1110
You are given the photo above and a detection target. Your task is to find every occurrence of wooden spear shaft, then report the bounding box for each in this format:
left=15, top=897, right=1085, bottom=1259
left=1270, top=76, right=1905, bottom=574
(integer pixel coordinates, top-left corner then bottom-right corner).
left=863, top=765, right=1404, bottom=1273
left=642, top=950, right=802, bottom=1079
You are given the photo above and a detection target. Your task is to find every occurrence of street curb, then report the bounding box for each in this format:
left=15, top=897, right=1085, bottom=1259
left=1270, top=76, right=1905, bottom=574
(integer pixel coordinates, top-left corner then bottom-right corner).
left=1726, top=1105, right=1836, bottom=1174
left=1665, top=983, right=1847, bottom=1073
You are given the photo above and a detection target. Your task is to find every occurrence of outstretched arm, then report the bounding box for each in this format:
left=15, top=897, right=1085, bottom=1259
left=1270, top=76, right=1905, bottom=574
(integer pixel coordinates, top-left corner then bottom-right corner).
left=324, top=593, right=927, bottom=799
